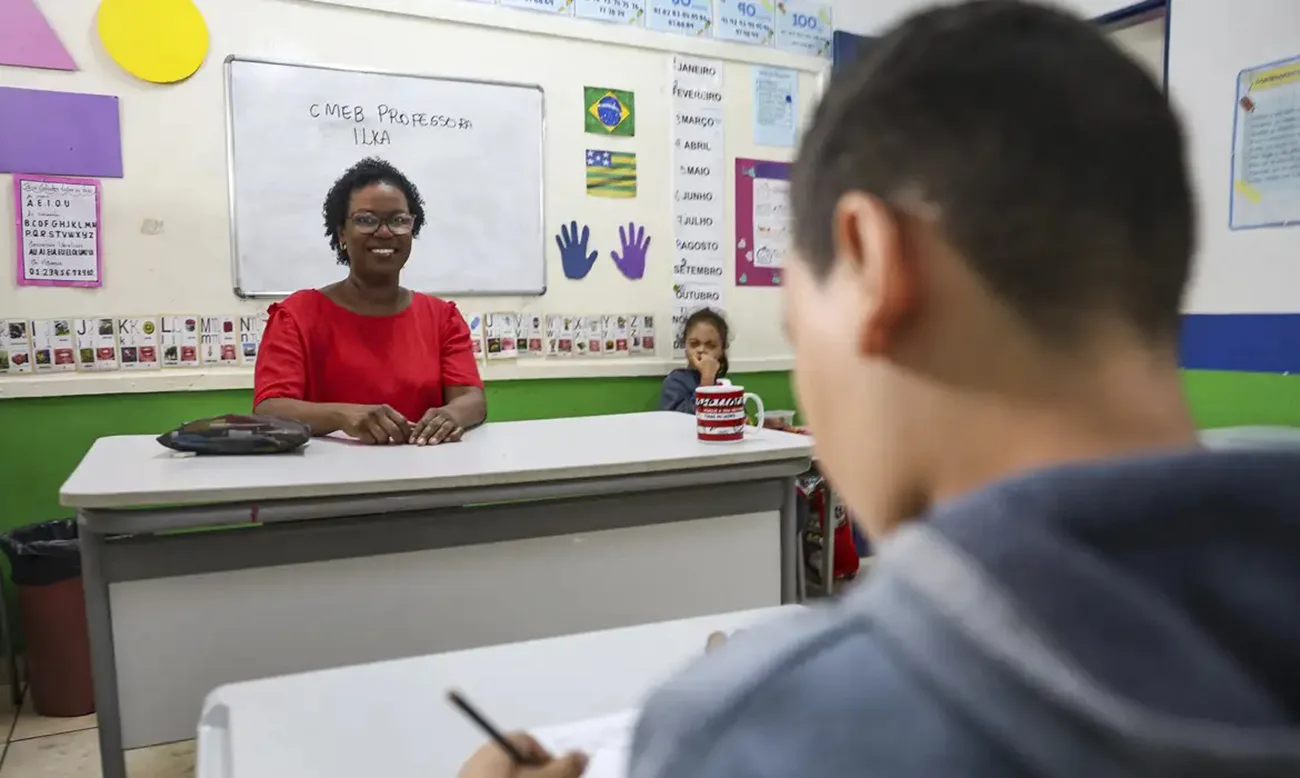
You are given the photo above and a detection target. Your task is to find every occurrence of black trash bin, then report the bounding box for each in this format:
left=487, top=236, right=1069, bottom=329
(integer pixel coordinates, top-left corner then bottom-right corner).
left=0, top=521, right=94, bottom=717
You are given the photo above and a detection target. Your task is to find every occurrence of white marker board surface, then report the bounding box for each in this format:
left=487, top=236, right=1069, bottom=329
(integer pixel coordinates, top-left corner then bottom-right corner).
left=225, top=57, right=546, bottom=298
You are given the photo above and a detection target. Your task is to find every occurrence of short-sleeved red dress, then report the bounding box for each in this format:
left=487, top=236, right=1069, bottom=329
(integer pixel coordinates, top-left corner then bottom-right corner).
left=253, top=289, right=483, bottom=423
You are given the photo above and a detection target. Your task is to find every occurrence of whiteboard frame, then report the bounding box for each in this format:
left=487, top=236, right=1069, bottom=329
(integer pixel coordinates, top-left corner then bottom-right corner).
left=223, top=55, right=549, bottom=299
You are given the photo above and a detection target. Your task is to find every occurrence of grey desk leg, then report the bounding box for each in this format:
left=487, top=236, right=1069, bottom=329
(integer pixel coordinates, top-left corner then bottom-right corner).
left=823, top=488, right=837, bottom=597
left=80, top=524, right=127, bottom=778
left=780, top=477, right=798, bottom=604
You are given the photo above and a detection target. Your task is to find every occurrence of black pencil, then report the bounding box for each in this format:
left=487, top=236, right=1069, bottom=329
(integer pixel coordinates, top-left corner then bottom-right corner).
left=447, top=689, right=541, bottom=767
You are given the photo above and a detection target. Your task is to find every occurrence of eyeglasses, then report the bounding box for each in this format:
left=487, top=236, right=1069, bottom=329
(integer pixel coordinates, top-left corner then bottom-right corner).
left=349, top=212, right=415, bottom=235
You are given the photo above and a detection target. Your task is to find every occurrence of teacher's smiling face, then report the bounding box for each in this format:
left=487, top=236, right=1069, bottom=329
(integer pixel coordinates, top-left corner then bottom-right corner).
left=341, top=182, right=415, bottom=281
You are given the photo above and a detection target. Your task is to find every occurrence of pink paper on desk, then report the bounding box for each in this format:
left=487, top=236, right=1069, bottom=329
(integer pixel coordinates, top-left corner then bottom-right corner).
left=0, top=0, right=76, bottom=72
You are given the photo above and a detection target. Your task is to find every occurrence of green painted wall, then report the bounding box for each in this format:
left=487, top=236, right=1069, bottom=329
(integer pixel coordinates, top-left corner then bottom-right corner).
left=2, top=369, right=1299, bottom=530
left=0, top=372, right=799, bottom=529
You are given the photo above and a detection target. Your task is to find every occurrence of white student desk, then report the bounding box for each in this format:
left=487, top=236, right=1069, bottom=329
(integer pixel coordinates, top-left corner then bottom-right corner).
left=60, top=411, right=811, bottom=778
left=196, top=606, right=798, bottom=778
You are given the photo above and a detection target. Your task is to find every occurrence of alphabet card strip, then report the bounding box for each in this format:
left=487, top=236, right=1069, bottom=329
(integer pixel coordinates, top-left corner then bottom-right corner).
left=461, top=309, right=485, bottom=364
left=521, top=315, right=545, bottom=357
left=29, top=318, right=76, bottom=372
left=75, top=317, right=120, bottom=371
left=546, top=316, right=572, bottom=359
left=630, top=314, right=656, bottom=355
left=582, top=315, right=605, bottom=356
left=238, top=312, right=268, bottom=365
left=602, top=315, right=630, bottom=357
left=200, top=316, right=240, bottom=366
left=484, top=313, right=519, bottom=360
left=116, top=317, right=159, bottom=370
left=159, top=315, right=200, bottom=368
left=1, top=320, right=33, bottom=374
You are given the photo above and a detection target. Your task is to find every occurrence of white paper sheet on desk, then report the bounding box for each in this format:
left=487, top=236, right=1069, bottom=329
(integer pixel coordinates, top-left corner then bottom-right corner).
left=532, top=710, right=638, bottom=778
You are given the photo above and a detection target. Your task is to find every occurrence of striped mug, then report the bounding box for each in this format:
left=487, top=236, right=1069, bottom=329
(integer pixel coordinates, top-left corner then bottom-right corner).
left=695, top=379, right=765, bottom=443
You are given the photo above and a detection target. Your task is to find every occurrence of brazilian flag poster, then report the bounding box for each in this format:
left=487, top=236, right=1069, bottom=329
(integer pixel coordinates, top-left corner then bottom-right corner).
left=585, top=87, right=636, bottom=137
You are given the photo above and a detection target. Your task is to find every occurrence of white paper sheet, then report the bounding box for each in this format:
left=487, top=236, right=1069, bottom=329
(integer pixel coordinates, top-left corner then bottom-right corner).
left=1230, top=55, right=1300, bottom=229
left=532, top=710, right=638, bottom=778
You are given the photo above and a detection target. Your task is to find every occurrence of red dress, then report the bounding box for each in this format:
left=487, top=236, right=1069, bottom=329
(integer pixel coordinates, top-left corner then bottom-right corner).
left=253, top=289, right=483, bottom=423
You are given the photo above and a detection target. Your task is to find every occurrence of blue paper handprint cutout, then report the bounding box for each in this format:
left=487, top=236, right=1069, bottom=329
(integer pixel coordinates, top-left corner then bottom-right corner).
left=611, top=222, right=650, bottom=280
left=556, top=220, right=651, bottom=281
left=556, top=221, right=598, bottom=280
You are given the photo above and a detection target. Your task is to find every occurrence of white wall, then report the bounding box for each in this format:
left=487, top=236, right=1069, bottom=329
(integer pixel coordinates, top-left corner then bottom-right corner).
left=829, top=0, right=1167, bottom=84
left=1108, top=16, right=1165, bottom=83
left=1169, top=0, right=1300, bottom=314
left=0, top=0, right=1176, bottom=400
left=832, top=0, right=1156, bottom=35
left=0, top=0, right=824, bottom=398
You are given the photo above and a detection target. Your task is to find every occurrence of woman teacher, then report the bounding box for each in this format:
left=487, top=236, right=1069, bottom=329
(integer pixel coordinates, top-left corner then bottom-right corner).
left=254, top=157, right=486, bottom=446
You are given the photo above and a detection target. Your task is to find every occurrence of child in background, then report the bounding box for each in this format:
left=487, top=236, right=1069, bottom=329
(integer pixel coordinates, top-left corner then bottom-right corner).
left=659, top=308, right=729, bottom=414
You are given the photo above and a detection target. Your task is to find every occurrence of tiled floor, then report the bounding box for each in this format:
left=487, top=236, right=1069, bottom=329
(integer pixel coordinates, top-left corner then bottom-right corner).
left=0, top=687, right=193, bottom=777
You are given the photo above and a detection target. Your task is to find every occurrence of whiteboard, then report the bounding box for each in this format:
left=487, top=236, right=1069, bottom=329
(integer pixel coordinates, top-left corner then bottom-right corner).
left=224, top=57, right=546, bottom=297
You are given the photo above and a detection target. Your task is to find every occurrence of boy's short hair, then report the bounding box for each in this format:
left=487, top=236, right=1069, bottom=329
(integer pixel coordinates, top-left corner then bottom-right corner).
left=792, top=0, right=1193, bottom=346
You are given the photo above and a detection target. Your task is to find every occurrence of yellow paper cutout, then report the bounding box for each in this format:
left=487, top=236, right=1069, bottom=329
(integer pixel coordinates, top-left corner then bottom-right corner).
left=1235, top=180, right=1263, bottom=204
left=96, top=0, right=209, bottom=84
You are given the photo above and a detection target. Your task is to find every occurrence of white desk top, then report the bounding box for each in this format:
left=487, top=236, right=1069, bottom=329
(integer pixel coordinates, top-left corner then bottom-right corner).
left=197, top=607, right=796, bottom=778
left=60, top=411, right=812, bottom=509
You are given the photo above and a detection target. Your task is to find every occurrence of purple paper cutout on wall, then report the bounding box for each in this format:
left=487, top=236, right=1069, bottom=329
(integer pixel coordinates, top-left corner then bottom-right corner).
left=611, top=222, right=650, bottom=280
left=0, top=87, right=122, bottom=178
left=0, top=0, right=77, bottom=72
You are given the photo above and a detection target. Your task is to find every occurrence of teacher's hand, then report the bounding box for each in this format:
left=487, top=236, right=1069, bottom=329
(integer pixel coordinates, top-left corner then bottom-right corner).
left=336, top=404, right=410, bottom=445
left=459, top=734, right=588, bottom=778
left=412, top=406, right=465, bottom=446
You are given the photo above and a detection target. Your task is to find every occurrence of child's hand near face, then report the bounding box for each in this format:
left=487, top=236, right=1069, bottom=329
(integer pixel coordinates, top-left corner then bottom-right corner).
left=694, top=353, right=721, bottom=385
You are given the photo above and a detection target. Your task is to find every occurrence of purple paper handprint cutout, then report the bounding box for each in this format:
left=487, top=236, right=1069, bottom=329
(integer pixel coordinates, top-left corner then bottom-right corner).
left=611, top=222, right=650, bottom=280
left=557, top=221, right=598, bottom=280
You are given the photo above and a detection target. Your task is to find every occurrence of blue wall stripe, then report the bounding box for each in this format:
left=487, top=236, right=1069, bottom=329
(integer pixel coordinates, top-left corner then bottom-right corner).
left=1181, top=315, right=1300, bottom=373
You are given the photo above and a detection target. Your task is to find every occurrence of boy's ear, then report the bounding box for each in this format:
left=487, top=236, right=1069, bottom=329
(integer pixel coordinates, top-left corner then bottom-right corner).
left=831, top=192, right=918, bottom=358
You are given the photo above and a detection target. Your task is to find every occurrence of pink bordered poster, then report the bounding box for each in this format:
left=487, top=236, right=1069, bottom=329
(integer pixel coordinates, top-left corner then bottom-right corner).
left=13, top=174, right=103, bottom=288
left=735, top=158, right=792, bottom=287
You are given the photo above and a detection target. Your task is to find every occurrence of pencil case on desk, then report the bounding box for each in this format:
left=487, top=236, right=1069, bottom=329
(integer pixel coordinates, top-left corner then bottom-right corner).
left=156, top=414, right=311, bottom=455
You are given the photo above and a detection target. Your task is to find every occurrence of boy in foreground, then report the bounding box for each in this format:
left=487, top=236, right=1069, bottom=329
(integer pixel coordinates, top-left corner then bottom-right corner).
left=462, top=1, right=1300, bottom=776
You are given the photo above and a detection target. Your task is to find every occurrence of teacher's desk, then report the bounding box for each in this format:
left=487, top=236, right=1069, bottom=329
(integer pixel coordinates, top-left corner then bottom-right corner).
left=59, top=411, right=812, bottom=778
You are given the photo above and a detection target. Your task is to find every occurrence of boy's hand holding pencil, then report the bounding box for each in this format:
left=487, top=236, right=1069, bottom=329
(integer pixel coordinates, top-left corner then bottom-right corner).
left=451, top=691, right=589, bottom=778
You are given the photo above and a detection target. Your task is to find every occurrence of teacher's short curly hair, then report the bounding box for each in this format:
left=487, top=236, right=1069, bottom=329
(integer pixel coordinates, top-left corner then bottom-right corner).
left=322, top=157, right=427, bottom=265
